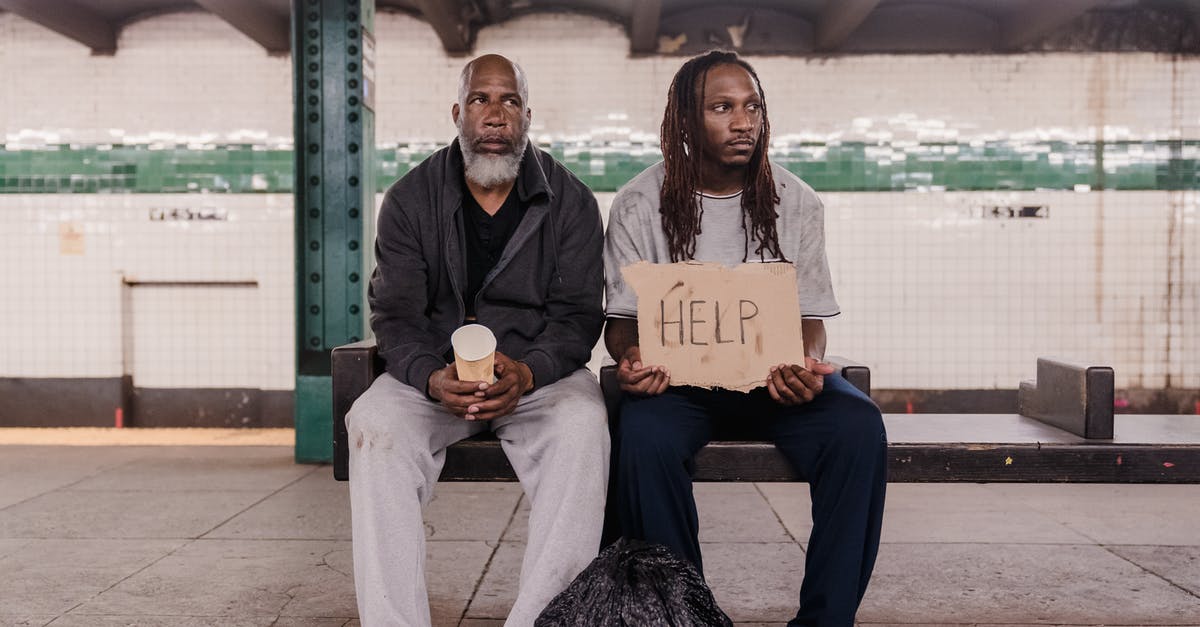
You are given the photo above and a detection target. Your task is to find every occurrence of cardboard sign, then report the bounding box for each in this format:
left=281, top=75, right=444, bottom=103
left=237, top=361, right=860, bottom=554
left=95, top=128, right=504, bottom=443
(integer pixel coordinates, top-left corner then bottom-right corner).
left=621, top=261, right=806, bottom=392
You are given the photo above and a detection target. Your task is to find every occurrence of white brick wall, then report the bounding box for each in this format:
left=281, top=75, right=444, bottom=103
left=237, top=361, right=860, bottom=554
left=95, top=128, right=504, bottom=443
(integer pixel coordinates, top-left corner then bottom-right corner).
left=1, top=12, right=292, bottom=146
left=4, top=12, right=1196, bottom=146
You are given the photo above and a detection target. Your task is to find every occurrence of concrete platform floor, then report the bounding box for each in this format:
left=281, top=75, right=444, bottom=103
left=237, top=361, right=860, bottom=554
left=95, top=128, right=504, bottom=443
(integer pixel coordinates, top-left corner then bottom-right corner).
left=1, top=437, right=1198, bottom=626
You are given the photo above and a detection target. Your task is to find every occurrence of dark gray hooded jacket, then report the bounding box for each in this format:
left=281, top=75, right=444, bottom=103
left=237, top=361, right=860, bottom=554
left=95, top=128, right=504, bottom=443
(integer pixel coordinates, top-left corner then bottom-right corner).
left=369, top=139, right=604, bottom=392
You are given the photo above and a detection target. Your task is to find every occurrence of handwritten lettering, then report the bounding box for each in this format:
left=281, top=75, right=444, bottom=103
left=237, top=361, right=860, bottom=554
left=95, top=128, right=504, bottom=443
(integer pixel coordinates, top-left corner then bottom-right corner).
left=661, top=300, right=684, bottom=346
left=739, top=299, right=758, bottom=344
left=658, top=298, right=760, bottom=347
left=689, top=300, right=707, bottom=345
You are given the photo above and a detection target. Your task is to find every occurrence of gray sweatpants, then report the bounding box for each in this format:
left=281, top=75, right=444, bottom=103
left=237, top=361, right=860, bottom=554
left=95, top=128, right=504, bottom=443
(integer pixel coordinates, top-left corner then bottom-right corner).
left=346, top=368, right=610, bottom=627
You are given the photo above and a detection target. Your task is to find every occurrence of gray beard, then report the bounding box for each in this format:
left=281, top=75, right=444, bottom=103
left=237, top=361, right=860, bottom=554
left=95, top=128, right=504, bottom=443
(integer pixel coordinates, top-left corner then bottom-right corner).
left=458, top=130, right=528, bottom=189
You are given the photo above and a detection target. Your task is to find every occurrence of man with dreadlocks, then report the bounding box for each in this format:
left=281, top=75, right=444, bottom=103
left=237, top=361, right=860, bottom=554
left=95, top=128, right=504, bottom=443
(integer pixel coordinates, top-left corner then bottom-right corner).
left=603, top=51, right=887, bottom=626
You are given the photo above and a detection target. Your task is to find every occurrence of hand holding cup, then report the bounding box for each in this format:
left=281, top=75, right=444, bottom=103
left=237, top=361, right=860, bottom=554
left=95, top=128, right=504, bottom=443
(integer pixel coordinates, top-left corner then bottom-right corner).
left=451, top=324, right=497, bottom=383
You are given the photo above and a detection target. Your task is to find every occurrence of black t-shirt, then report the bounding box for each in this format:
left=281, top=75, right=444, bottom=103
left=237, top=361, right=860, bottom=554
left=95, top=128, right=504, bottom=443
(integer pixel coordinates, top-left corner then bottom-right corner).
left=462, top=184, right=528, bottom=317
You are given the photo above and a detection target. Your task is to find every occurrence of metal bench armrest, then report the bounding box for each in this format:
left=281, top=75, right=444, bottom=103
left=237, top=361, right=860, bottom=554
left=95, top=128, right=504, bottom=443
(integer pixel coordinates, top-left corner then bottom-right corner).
left=332, top=338, right=382, bottom=480
left=1018, top=357, right=1114, bottom=439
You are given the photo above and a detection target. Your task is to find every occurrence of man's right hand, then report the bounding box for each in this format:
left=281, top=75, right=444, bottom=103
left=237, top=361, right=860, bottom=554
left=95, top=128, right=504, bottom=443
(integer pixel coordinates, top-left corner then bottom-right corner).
left=617, top=346, right=670, bottom=396
left=427, top=364, right=488, bottom=417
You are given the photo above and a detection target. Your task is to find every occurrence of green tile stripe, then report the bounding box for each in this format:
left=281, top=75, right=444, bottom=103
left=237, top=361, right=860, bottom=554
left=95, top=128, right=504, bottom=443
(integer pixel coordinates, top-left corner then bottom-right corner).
left=1, top=141, right=1196, bottom=193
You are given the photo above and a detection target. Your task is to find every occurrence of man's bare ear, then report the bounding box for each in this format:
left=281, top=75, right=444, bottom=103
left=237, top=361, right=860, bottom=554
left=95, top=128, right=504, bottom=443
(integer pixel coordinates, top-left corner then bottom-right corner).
left=452, top=103, right=461, bottom=125
left=525, top=107, right=532, bottom=125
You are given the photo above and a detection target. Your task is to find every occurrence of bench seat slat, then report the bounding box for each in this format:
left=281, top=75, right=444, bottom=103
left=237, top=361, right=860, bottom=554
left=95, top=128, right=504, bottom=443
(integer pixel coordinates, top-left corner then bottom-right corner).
left=434, top=435, right=1200, bottom=483
left=333, top=340, right=1200, bottom=484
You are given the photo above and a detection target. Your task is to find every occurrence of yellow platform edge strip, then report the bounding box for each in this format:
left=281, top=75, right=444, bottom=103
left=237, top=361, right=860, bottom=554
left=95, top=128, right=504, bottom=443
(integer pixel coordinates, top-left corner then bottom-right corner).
left=0, top=428, right=295, bottom=446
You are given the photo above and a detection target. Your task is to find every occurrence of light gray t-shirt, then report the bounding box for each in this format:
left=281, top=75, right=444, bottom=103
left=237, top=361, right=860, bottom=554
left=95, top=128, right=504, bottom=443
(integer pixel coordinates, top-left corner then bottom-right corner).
left=604, top=161, right=839, bottom=320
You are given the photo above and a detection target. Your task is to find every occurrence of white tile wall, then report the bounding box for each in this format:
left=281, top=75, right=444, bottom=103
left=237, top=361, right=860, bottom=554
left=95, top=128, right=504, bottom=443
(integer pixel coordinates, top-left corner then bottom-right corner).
left=0, top=194, right=294, bottom=389
left=822, top=191, right=1194, bottom=389
left=129, top=285, right=268, bottom=389
left=1169, top=191, right=1199, bottom=389
left=113, top=194, right=295, bottom=389
left=6, top=191, right=1190, bottom=389
left=0, top=196, right=123, bottom=378
left=1, top=10, right=1197, bottom=392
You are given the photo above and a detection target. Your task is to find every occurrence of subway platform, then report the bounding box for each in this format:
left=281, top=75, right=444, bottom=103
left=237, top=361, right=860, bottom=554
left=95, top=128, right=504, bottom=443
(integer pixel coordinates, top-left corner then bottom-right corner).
left=1, top=429, right=1198, bottom=626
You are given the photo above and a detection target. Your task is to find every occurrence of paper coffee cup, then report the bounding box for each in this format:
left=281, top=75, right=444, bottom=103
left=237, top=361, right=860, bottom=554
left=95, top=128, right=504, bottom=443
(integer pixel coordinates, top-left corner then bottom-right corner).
left=451, top=324, right=497, bottom=383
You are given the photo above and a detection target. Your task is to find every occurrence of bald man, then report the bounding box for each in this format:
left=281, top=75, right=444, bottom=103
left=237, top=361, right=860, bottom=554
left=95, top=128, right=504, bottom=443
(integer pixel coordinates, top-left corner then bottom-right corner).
left=346, top=55, right=609, bottom=626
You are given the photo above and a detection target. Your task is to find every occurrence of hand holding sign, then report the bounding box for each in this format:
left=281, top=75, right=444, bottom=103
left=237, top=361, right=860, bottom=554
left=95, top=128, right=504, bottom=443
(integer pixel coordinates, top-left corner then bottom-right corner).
left=616, top=345, right=671, bottom=396
left=767, top=357, right=835, bottom=405
left=620, top=261, right=807, bottom=392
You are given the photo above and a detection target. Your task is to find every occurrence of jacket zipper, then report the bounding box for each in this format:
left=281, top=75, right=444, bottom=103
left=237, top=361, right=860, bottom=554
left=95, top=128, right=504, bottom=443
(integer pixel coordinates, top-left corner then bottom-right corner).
left=444, top=202, right=467, bottom=325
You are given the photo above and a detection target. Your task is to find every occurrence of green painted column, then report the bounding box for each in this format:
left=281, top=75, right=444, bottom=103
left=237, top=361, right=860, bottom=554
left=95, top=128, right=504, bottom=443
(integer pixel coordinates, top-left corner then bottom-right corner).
left=292, top=0, right=376, bottom=462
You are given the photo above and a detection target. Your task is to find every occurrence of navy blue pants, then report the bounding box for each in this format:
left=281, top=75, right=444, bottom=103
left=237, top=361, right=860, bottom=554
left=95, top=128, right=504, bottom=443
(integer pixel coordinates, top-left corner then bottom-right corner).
left=612, top=374, right=887, bottom=627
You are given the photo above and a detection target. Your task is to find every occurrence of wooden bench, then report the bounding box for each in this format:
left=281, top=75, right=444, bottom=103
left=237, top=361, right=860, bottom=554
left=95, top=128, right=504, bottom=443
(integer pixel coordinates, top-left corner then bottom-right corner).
left=331, top=340, right=1200, bottom=483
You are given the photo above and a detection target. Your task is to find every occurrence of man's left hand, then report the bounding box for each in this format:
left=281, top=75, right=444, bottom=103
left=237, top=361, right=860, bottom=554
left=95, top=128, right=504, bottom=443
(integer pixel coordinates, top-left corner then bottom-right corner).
left=766, top=357, right=835, bottom=406
left=464, top=351, right=534, bottom=421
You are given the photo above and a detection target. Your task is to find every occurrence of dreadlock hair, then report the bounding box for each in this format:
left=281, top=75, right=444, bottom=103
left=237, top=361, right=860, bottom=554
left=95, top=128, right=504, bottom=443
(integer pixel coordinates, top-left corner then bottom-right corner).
left=659, top=50, right=786, bottom=263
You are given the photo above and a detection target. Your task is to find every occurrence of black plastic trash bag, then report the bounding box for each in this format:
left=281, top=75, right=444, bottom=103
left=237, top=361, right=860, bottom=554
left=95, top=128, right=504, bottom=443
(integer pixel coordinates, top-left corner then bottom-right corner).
left=535, top=538, right=733, bottom=626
